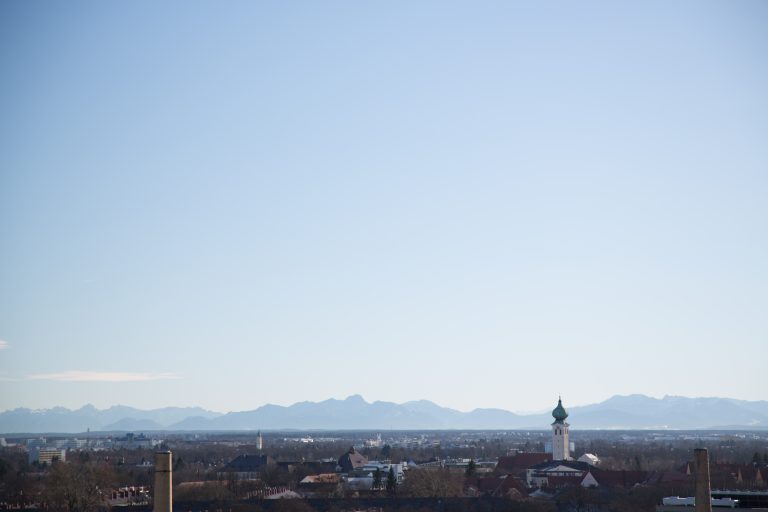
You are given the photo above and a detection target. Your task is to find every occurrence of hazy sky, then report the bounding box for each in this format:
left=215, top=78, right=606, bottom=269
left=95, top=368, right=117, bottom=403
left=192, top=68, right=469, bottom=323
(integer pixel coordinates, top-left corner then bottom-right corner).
left=1, top=1, right=766, bottom=414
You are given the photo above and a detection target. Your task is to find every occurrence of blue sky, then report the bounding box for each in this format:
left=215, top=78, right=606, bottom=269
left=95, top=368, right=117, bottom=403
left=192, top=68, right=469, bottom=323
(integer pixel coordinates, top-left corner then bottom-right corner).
left=1, top=1, right=766, bottom=414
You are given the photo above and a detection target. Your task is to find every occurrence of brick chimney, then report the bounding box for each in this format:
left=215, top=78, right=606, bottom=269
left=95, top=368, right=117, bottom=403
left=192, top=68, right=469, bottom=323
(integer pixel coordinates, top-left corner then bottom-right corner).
left=154, top=450, right=172, bottom=512
left=694, top=448, right=711, bottom=512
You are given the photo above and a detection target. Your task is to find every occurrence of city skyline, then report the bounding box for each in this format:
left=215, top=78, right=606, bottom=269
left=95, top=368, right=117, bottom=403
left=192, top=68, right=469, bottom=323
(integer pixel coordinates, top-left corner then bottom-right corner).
left=1, top=1, right=767, bottom=414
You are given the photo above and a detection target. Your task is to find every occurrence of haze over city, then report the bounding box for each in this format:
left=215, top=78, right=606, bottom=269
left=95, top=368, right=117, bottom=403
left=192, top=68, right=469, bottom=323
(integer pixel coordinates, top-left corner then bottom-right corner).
left=1, top=1, right=767, bottom=415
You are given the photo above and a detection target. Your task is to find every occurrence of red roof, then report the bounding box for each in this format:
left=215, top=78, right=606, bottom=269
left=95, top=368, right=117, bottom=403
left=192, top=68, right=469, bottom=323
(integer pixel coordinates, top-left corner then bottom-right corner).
left=545, top=475, right=585, bottom=488
left=646, top=470, right=692, bottom=484
left=591, top=470, right=648, bottom=487
left=338, top=447, right=367, bottom=472
left=497, top=453, right=553, bottom=473
left=465, top=475, right=529, bottom=497
left=712, top=463, right=765, bottom=478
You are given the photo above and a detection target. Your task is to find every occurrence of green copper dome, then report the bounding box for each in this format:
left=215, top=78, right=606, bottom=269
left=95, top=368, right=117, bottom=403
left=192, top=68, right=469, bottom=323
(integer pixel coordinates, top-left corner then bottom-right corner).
left=552, top=397, right=568, bottom=423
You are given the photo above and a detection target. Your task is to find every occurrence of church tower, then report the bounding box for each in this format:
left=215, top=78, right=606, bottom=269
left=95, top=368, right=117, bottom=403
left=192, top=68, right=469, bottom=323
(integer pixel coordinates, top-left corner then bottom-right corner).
left=551, top=397, right=570, bottom=460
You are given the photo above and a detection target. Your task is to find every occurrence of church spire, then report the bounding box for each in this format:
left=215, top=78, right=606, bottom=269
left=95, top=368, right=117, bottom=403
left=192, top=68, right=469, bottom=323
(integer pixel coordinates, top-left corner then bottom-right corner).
left=552, top=396, right=569, bottom=423
left=551, top=397, right=571, bottom=460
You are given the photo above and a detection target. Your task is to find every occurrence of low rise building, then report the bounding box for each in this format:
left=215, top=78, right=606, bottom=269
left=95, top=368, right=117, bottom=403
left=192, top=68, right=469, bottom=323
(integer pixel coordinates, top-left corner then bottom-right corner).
left=578, top=453, right=601, bottom=466
left=496, top=452, right=553, bottom=477
left=218, top=454, right=275, bottom=480
left=526, top=460, right=593, bottom=488
left=108, top=486, right=150, bottom=506
left=337, top=447, right=367, bottom=473
left=112, top=433, right=159, bottom=449
left=299, top=474, right=343, bottom=498
left=53, top=438, right=88, bottom=450
left=361, top=461, right=406, bottom=484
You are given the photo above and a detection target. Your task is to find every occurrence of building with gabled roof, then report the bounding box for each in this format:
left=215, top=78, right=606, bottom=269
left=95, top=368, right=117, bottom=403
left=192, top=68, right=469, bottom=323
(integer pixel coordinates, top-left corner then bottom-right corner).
left=588, top=469, right=648, bottom=488
left=338, top=446, right=367, bottom=473
left=218, top=454, right=275, bottom=480
left=299, top=473, right=343, bottom=498
left=496, top=452, right=553, bottom=477
left=527, top=460, right=594, bottom=488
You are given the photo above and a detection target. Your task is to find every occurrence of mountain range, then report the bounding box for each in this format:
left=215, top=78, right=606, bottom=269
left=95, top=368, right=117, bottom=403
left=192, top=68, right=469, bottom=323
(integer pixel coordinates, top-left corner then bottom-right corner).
left=1, top=395, right=767, bottom=433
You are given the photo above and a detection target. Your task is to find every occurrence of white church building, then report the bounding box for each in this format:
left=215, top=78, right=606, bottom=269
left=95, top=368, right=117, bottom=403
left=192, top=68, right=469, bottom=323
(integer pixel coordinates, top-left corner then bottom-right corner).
left=525, top=397, right=602, bottom=489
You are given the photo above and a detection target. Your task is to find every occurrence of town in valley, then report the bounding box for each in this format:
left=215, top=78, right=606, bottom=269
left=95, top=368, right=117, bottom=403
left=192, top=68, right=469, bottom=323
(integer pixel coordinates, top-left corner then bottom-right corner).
left=2, top=398, right=767, bottom=512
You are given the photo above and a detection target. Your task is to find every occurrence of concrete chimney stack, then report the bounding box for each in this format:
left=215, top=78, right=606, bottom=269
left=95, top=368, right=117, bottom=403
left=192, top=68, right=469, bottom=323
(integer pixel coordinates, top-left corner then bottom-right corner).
left=154, top=450, right=172, bottom=512
left=694, top=448, right=711, bottom=512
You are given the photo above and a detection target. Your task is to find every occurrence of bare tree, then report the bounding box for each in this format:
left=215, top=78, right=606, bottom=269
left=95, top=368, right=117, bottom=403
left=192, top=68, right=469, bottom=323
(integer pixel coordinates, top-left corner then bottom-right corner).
left=399, top=468, right=463, bottom=498
left=43, top=462, right=112, bottom=512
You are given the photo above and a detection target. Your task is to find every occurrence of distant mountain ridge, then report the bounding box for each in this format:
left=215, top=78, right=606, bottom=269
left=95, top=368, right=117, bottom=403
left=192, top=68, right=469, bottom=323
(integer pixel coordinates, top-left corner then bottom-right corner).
left=0, top=405, right=221, bottom=434
left=1, top=395, right=767, bottom=433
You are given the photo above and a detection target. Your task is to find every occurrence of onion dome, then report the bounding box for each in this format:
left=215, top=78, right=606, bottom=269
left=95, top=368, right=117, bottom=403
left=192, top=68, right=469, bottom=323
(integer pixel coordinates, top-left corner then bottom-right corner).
left=552, top=397, right=568, bottom=423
